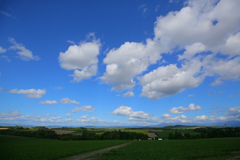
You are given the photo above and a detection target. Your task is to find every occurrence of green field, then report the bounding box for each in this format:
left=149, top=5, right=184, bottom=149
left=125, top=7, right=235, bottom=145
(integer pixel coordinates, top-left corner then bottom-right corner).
left=100, top=138, right=240, bottom=160
left=156, top=129, right=200, bottom=138
left=0, top=136, right=129, bottom=160
left=121, top=130, right=148, bottom=135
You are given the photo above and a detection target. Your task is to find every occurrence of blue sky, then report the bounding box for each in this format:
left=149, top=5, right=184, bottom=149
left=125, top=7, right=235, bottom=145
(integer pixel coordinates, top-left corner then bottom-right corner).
left=0, top=0, right=240, bottom=127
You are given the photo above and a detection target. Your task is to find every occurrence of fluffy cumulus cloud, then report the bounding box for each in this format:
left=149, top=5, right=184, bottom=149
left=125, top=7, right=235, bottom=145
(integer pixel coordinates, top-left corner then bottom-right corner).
left=194, top=115, right=228, bottom=122
left=178, top=42, right=206, bottom=60
left=60, top=98, right=79, bottom=105
left=8, top=89, right=46, bottom=98
left=140, top=64, right=203, bottom=100
left=161, top=114, right=189, bottom=123
left=154, top=0, right=240, bottom=50
left=101, top=40, right=163, bottom=92
left=101, top=0, right=240, bottom=100
left=122, top=91, right=134, bottom=97
left=204, top=57, right=240, bottom=86
left=169, top=103, right=202, bottom=114
left=222, top=32, right=240, bottom=56
left=112, top=106, right=158, bottom=122
left=8, top=38, right=40, bottom=61
left=59, top=38, right=101, bottom=82
left=38, top=100, right=58, bottom=105
left=72, top=105, right=96, bottom=113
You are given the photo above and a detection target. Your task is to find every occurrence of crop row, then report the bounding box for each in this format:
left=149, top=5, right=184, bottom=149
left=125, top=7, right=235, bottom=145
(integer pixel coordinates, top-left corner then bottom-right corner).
left=0, top=136, right=130, bottom=160
left=100, top=138, right=240, bottom=160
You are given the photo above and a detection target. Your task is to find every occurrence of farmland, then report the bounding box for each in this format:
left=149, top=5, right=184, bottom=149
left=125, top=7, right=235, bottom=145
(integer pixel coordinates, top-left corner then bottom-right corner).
left=100, top=138, right=240, bottom=160
left=156, top=129, right=200, bottom=138
left=1, top=126, right=240, bottom=159
left=0, top=136, right=130, bottom=160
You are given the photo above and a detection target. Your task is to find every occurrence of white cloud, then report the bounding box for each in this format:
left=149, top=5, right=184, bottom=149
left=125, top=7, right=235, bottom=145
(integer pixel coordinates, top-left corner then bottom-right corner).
left=195, top=115, right=210, bottom=121
left=101, top=40, right=163, bottom=92
left=227, top=106, right=240, bottom=116
left=142, top=0, right=240, bottom=98
left=70, top=65, right=97, bottom=82
left=72, top=105, right=96, bottom=113
left=66, top=113, right=72, bottom=118
left=112, top=106, right=133, bottom=117
left=205, top=57, right=240, bottom=85
left=222, top=32, right=240, bottom=56
left=122, top=91, right=134, bottom=97
left=112, top=106, right=158, bottom=122
left=38, top=100, right=58, bottom=105
left=60, top=98, right=79, bottom=105
left=99, top=0, right=240, bottom=100
left=154, top=0, right=240, bottom=50
left=161, top=114, right=171, bottom=119
left=178, top=42, right=206, bottom=60
left=0, top=46, right=6, bottom=53
left=161, top=113, right=190, bottom=123
left=140, top=63, right=203, bottom=100
left=8, top=89, right=46, bottom=98
left=58, top=38, right=101, bottom=82
left=8, top=38, right=40, bottom=61
left=169, top=103, right=202, bottom=114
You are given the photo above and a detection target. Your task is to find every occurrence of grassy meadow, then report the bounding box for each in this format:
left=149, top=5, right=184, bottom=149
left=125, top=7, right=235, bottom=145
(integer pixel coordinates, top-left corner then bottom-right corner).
left=100, top=138, right=240, bottom=160
left=0, top=136, right=129, bottom=160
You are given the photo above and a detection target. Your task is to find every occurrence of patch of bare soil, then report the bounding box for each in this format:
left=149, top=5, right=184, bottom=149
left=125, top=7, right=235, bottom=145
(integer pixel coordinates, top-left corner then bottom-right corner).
left=64, top=141, right=133, bottom=160
left=0, top=128, right=9, bottom=130
left=147, top=132, right=157, bottom=138
left=72, top=133, right=83, bottom=136
left=53, top=130, right=75, bottom=135
left=144, top=129, right=163, bottom=131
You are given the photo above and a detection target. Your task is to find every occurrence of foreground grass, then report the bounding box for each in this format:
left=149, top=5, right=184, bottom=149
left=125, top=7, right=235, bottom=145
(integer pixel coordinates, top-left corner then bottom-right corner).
left=0, top=136, right=129, bottom=160
left=100, top=138, right=240, bottom=160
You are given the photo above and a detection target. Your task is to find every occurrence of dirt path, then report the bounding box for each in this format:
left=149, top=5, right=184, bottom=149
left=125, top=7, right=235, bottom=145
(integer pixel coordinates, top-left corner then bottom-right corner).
left=64, top=141, right=133, bottom=160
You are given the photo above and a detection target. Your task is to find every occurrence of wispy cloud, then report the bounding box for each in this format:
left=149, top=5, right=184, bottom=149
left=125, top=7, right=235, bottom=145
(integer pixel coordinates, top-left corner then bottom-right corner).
left=138, top=4, right=148, bottom=17
left=38, top=100, right=58, bottom=105
left=0, top=46, right=7, bottom=53
left=0, top=55, right=11, bottom=62
left=8, top=38, right=40, bottom=61
left=60, top=98, right=79, bottom=105
left=1, top=11, right=16, bottom=19
left=72, top=105, right=96, bottom=113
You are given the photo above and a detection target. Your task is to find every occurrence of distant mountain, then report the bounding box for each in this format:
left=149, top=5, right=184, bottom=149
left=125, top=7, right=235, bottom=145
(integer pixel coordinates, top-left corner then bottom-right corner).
left=163, top=125, right=197, bottom=129
left=223, top=121, right=240, bottom=127
left=0, top=121, right=239, bottom=128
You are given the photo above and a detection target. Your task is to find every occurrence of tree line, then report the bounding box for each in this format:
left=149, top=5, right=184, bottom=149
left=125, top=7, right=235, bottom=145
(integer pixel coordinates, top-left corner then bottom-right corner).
left=0, top=127, right=148, bottom=140
left=168, top=127, right=240, bottom=139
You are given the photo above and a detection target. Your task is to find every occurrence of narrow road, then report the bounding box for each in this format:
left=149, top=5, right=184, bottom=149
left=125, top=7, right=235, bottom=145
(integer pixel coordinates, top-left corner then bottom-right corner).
left=65, top=141, right=133, bottom=160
